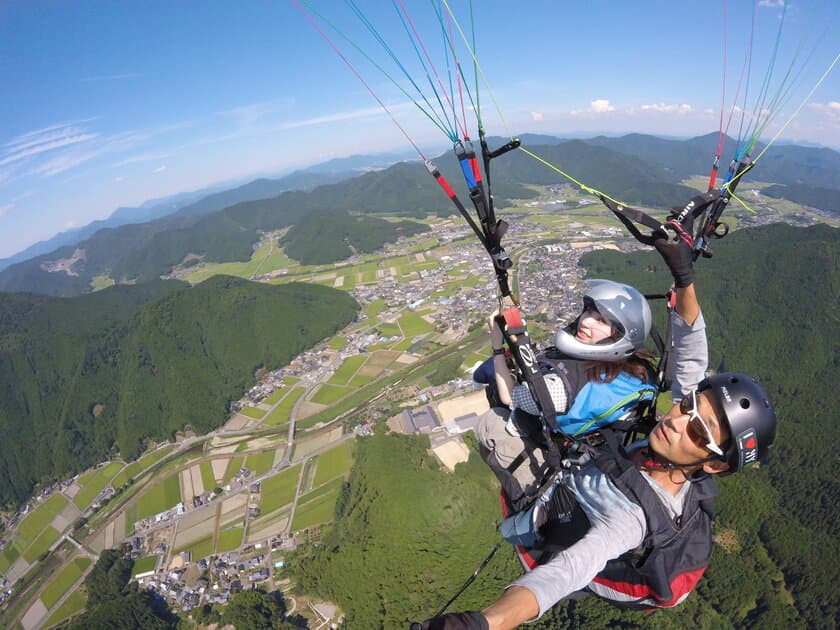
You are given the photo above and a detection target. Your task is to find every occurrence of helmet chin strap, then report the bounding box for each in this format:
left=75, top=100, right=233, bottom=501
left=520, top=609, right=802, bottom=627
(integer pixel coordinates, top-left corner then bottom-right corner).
left=640, top=447, right=711, bottom=484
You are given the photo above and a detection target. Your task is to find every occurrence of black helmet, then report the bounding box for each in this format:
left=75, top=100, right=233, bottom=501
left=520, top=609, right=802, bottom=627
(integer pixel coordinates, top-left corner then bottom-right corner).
left=698, top=372, right=776, bottom=473
left=554, top=279, right=652, bottom=362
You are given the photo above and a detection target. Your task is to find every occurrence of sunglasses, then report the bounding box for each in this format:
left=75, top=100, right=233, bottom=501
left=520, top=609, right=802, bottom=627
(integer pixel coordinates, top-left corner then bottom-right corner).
left=680, top=390, right=724, bottom=456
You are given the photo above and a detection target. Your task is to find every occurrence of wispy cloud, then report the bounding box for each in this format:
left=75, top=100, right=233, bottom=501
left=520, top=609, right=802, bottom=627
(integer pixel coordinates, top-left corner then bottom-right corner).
left=111, top=152, right=171, bottom=168
left=1, top=123, right=99, bottom=167
left=278, top=104, right=397, bottom=130
left=0, top=203, right=12, bottom=217
left=152, top=165, right=167, bottom=173
left=531, top=112, right=544, bottom=121
left=758, top=0, right=785, bottom=7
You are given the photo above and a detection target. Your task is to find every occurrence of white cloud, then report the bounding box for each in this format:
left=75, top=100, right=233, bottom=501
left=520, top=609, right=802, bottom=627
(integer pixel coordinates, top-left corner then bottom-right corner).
left=758, top=0, right=785, bottom=7
left=640, top=103, right=693, bottom=114
left=531, top=112, right=544, bottom=121
left=114, top=176, right=125, bottom=183
left=152, top=165, right=167, bottom=173
left=591, top=99, right=615, bottom=113
left=809, top=101, right=840, bottom=119
left=0, top=203, right=12, bottom=217
left=111, top=152, right=170, bottom=168
left=1, top=128, right=99, bottom=167
left=277, top=104, right=390, bottom=130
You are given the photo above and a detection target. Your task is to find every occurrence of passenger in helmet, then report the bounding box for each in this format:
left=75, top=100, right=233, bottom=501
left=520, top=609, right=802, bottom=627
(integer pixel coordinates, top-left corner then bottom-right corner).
left=474, top=279, right=658, bottom=507
left=419, top=222, right=777, bottom=630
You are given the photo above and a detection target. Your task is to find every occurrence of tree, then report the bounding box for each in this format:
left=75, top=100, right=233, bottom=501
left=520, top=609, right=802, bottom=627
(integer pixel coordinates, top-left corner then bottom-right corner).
left=222, top=588, right=294, bottom=630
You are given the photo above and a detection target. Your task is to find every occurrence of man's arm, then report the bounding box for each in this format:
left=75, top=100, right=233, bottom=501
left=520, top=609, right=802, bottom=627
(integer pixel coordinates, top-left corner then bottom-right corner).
left=481, top=586, right=539, bottom=629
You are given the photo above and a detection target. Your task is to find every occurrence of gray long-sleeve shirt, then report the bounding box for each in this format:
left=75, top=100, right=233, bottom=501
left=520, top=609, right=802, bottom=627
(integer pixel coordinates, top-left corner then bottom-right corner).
left=511, top=309, right=709, bottom=617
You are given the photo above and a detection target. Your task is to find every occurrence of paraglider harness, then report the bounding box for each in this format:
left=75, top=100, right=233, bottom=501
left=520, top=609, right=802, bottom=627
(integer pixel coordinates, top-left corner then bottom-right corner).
left=597, top=155, right=754, bottom=261
left=424, top=136, right=749, bottom=616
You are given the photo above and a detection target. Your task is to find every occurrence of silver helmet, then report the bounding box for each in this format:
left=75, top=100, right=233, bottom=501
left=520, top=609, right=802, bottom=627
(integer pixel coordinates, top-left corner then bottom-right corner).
left=554, top=279, right=652, bottom=362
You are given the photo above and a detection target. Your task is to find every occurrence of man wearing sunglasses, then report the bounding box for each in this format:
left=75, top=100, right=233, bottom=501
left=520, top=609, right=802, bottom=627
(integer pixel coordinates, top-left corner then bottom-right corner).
left=416, top=227, right=777, bottom=630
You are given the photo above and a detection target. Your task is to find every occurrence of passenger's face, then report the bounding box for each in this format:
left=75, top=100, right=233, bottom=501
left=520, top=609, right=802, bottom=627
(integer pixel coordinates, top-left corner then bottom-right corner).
left=576, top=309, right=614, bottom=345
left=649, top=391, right=730, bottom=466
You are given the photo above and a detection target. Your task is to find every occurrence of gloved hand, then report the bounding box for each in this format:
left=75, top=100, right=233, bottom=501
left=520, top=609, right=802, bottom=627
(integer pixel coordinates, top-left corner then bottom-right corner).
left=654, top=232, right=694, bottom=288
left=410, top=610, right=489, bottom=630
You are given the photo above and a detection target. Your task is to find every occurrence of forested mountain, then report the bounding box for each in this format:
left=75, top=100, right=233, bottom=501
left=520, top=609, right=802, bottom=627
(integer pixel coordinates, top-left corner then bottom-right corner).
left=0, top=277, right=359, bottom=508
left=1, top=135, right=834, bottom=297
left=761, top=183, right=840, bottom=214
left=280, top=211, right=430, bottom=264
left=292, top=223, right=838, bottom=627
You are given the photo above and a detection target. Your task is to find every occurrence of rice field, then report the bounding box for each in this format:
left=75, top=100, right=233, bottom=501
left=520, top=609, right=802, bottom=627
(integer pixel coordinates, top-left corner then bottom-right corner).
left=216, top=527, right=244, bottom=553
left=239, top=406, right=266, bottom=419
left=312, top=442, right=354, bottom=487
left=264, top=388, right=305, bottom=426
left=17, top=494, right=68, bottom=545
left=311, top=384, right=348, bottom=405
left=134, top=474, right=182, bottom=521
left=245, top=449, right=276, bottom=476
left=291, top=485, right=342, bottom=531
left=40, top=557, right=92, bottom=609
left=73, top=461, right=122, bottom=509
left=131, top=555, right=158, bottom=577
left=43, top=589, right=87, bottom=628
left=260, top=465, right=301, bottom=514
left=329, top=355, right=366, bottom=385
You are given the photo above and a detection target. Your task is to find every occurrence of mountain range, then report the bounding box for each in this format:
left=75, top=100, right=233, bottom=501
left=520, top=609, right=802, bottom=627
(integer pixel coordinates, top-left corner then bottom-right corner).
left=0, top=133, right=836, bottom=297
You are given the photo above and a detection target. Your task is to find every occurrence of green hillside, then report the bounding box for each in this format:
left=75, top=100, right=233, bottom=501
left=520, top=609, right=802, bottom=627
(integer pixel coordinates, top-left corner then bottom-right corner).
left=291, top=224, right=838, bottom=627
left=281, top=210, right=430, bottom=264
left=0, top=276, right=359, bottom=508
left=290, top=433, right=521, bottom=627
left=2, top=136, right=833, bottom=297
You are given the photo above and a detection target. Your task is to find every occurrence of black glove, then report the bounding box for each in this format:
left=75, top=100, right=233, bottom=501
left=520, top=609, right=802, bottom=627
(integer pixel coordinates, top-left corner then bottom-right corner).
left=654, top=233, right=694, bottom=288
left=410, top=611, right=489, bottom=630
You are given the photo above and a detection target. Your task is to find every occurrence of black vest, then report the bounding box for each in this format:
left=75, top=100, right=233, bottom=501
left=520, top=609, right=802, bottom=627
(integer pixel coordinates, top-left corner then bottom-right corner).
left=587, top=445, right=719, bottom=609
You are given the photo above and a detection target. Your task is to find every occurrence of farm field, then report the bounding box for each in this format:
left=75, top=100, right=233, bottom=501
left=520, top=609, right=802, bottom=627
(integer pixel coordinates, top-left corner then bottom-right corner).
left=239, top=406, right=266, bottom=419
left=263, top=388, right=305, bottom=426
left=134, top=474, right=182, bottom=521
left=179, top=536, right=214, bottom=562
left=131, top=555, right=158, bottom=577
left=329, top=355, right=366, bottom=385
left=112, top=445, right=175, bottom=489
left=23, top=526, right=60, bottom=562
left=292, top=484, right=343, bottom=531
left=72, top=461, right=123, bottom=509
left=40, top=556, right=91, bottom=609
left=200, top=461, right=217, bottom=489
left=216, top=527, right=243, bottom=553
left=222, top=456, right=245, bottom=484
left=311, top=384, right=348, bottom=405
left=260, top=465, right=301, bottom=514
left=245, top=449, right=276, bottom=476
left=17, top=494, right=68, bottom=545
left=43, top=589, right=87, bottom=628
left=313, top=442, right=354, bottom=487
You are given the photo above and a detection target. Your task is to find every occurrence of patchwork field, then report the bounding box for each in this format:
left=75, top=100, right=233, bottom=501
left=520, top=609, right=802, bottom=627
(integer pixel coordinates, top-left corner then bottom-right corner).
left=246, top=509, right=290, bottom=543
left=313, top=442, right=354, bottom=487
left=39, top=556, right=92, bottom=609
left=72, top=461, right=123, bottom=509
left=245, top=449, right=277, bottom=476
left=263, top=387, right=305, bottom=426
left=292, top=483, right=343, bottom=531
left=43, top=589, right=86, bottom=628
left=260, top=465, right=301, bottom=514
left=133, top=474, right=182, bottom=522
left=216, top=526, right=243, bottom=553
left=329, top=355, right=366, bottom=385
left=112, top=445, right=175, bottom=489
left=239, top=406, right=266, bottom=419
left=311, top=384, right=348, bottom=405
left=17, top=494, right=68, bottom=545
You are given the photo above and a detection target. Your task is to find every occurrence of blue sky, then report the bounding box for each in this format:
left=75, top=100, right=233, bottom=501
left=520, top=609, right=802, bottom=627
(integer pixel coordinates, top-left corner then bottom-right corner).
left=1, top=1, right=837, bottom=259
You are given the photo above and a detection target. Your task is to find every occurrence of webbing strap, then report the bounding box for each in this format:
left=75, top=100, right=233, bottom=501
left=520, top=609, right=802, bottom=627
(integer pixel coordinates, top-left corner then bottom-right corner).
left=497, top=309, right=563, bottom=469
